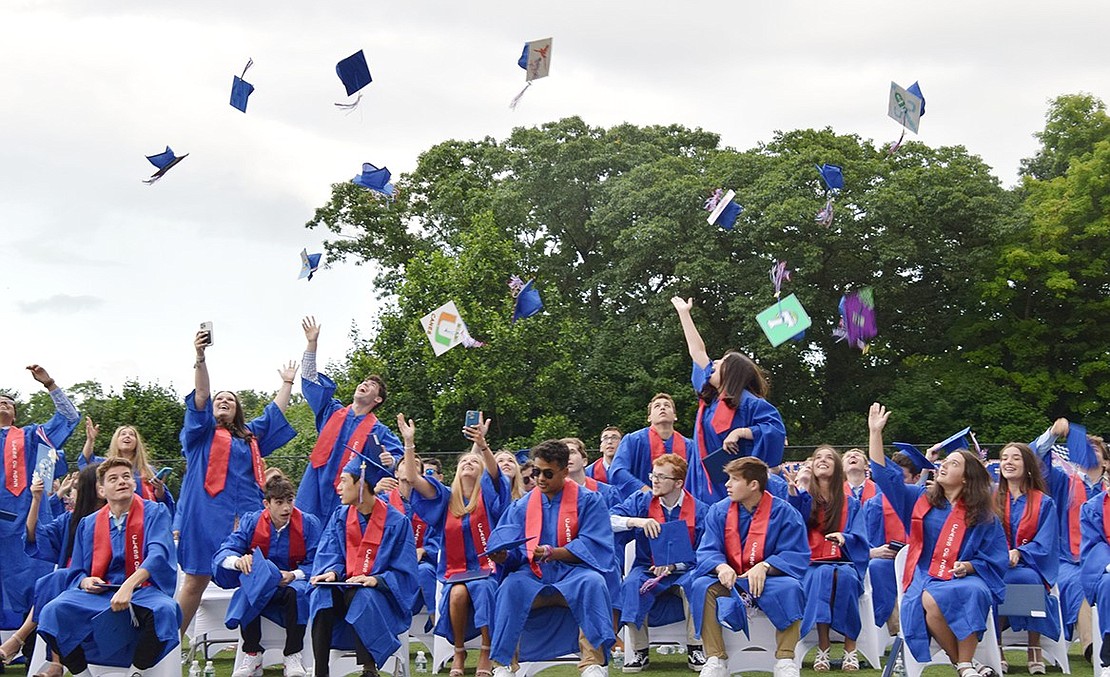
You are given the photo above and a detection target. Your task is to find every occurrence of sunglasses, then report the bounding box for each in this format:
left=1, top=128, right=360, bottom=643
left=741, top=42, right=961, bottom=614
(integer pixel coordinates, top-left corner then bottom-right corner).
left=424, top=468, right=437, bottom=476
left=530, top=467, right=557, bottom=480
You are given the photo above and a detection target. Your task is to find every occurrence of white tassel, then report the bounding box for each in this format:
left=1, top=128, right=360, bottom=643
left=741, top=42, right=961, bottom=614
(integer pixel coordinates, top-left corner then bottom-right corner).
left=509, top=82, right=532, bottom=110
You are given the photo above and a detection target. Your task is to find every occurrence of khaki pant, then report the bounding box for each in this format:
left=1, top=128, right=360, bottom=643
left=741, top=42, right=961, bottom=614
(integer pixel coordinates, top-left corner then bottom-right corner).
left=627, top=587, right=698, bottom=650
left=494, top=592, right=606, bottom=672
left=1078, top=599, right=1093, bottom=650
left=700, top=583, right=800, bottom=660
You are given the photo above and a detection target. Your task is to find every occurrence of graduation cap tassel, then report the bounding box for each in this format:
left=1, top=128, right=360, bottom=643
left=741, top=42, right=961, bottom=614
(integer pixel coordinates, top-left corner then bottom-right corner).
left=815, top=196, right=834, bottom=227
left=887, top=127, right=907, bottom=156
left=240, top=58, right=253, bottom=79
left=509, top=81, right=532, bottom=110
left=334, top=94, right=362, bottom=111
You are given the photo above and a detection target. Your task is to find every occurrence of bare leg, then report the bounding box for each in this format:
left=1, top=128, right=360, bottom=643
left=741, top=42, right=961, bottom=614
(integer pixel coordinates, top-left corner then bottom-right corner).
left=478, top=627, right=492, bottom=676
left=0, top=610, right=35, bottom=663
left=448, top=584, right=471, bottom=675
left=921, top=591, right=959, bottom=661
left=177, top=572, right=212, bottom=634
left=817, top=624, right=831, bottom=651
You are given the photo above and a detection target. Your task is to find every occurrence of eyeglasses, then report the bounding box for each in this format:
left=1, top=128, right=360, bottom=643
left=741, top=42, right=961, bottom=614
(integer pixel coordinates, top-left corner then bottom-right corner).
left=600, top=435, right=621, bottom=442
left=648, top=473, right=679, bottom=482
left=530, top=468, right=557, bottom=480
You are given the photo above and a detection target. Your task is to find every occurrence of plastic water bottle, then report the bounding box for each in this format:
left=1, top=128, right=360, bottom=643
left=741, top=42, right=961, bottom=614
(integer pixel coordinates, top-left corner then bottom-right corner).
left=656, top=645, right=673, bottom=655
left=676, top=645, right=687, bottom=655
left=203, top=660, right=215, bottom=677
left=415, top=650, right=428, bottom=673
left=611, top=648, right=623, bottom=670
left=188, top=660, right=200, bottom=677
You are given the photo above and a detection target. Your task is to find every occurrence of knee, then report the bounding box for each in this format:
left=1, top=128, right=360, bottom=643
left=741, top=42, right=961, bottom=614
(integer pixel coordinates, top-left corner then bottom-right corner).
left=921, top=591, right=939, bottom=614
left=449, top=584, right=471, bottom=606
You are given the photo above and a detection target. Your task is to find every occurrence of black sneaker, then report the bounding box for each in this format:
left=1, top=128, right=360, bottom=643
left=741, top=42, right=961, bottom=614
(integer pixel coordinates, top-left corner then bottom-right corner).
left=687, top=646, right=707, bottom=671
left=622, top=649, right=650, bottom=673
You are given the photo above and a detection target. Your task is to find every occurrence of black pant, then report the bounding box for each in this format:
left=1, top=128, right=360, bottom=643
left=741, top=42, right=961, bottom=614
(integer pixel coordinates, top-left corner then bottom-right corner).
left=242, top=586, right=305, bottom=655
left=1101, top=633, right=1110, bottom=666
left=59, top=605, right=161, bottom=673
left=311, top=588, right=377, bottom=677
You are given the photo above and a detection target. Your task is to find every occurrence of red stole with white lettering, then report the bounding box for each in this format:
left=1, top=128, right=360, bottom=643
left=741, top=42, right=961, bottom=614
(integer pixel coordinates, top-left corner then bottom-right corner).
left=808, top=497, right=850, bottom=561
left=902, top=494, right=969, bottom=591
left=444, top=490, right=493, bottom=577
left=649, top=428, right=687, bottom=462
left=346, top=499, right=388, bottom=577
left=525, top=481, right=579, bottom=577
left=1101, top=492, right=1110, bottom=549
left=388, top=489, right=426, bottom=549
left=251, top=508, right=307, bottom=568
left=311, top=408, right=380, bottom=486
left=647, top=491, right=697, bottom=560
left=725, top=491, right=773, bottom=574
left=205, top=428, right=264, bottom=497
left=695, top=396, right=737, bottom=494
left=1003, top=489, right=1043, bottom=548
left=92, top=495, right=146, bottom=582
left=4, top=427, right=26, bottom=496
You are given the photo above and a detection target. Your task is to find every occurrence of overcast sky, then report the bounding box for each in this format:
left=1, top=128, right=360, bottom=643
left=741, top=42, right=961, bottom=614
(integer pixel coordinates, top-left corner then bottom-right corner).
left=1, top=0, right=1106, bottom=402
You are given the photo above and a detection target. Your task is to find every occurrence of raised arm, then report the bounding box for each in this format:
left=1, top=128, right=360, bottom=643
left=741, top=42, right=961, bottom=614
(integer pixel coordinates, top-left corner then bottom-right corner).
left=301, top=316, right=321, bottom=384
left=193, top=331, right=211, bottom=409
left=867, top=402, right=890, bottom=467
left=82, top=416, right=100, bottom=462
left=397, top=413, right=436, bottom=499
left=670, top=296, right=710, bottom=367
left=273, top=361, right=299, bottom=413
left=465, top=414, right=500, bottom=482
left=25, top=477, right=45, bottom=542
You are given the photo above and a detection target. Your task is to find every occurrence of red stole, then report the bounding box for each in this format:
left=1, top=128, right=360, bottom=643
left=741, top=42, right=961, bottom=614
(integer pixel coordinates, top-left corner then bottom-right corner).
left=1002, top=489, right=1044, bottom=548
left=1068, top=474, right=1085, bottom=559
left=695, top=396, right=737, bottom=494
left=582, top=476, right=600, bottom=492
left=1101, top=492, right=1110, bottom=550
left=647, top=491, right=697, bottom=545
left=724, top=491, right=773, bottom=574
left=388, top=489, right=426, bottom=549
left=525, top=481, right=579, bottom=577
left=345, top=499, right=388, bottom=577
left=4, top=427, right=26, bottom=496
left=92, top=495, right=146, bottom=582
left=205, top=428, right=264, bottom=497
left=444, top=490, right=493, bottom=577
left=808, top=498, right=850, bottom=561
left=311, top=408, right=379, bottom=486
left=589, top=459, right=608, bottom=483
left=649, top=428, right=688, bottom=462
left=251, top=508, right=307, bottom=568
left=880, top=495, right=907, bottom=543
left=902, top=494, right=970, bottom=591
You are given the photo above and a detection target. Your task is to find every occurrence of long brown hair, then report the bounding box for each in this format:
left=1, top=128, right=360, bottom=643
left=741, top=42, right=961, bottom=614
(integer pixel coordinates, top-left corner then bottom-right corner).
left=927, top=449, right=995, bottom=526
left=214, top=391, right=254, bottom=441
left=993, top=443, right=1048, bottom=514
left=699, top=351, right=769, bottom=409
left=808, top=445, right=846, bottom=534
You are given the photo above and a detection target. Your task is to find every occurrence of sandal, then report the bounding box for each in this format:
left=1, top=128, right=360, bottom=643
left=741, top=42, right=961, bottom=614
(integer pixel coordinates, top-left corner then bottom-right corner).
left=956, top=662, right=979, bottom=677
left=972, top=659, right=997, bottom=677
left=1027, top=648, right=1045, bottom=675
left=814, top=648, right=831, bottom=672
left=476, top=645, right=493, bottom=677
left=842, top=649, right=859, bottom=672
left=32, top=662, right=64, bottom=677
left=0, top=632, right=25, bottom=664
left=451, top=647, right=468, bottom=677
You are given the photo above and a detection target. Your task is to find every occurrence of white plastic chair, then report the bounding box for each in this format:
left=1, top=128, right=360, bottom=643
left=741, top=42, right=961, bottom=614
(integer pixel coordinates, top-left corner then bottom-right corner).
left=29, top=628, right=181, bottom=677
left=230, top=617, right=410, bottom=677
left=1093, top=605, right=1106, bottom=672
left=998, top=586, right=1070, bottom=674
left=183, top=580, right=239, bottom=663
left=794, top=569, right=884, bottom=670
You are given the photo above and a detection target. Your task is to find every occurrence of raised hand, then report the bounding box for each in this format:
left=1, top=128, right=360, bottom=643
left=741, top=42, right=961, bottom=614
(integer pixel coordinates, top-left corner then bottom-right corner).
left=302, top=316, right=321, bottom=343
left=277, top=361, right=299, bottom=383
left=867, top=403, right=890, bottom=433
left=396, top=413, right=416, bottom=446
left=670, top=296, right=694, bottom=313
left=85, top=416, right=100, bottom=441
left=26, top=365, right=55, bottom=388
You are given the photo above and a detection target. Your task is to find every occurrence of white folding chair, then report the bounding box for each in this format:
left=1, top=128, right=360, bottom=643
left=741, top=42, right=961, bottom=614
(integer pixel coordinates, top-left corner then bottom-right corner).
left=719, top=608, right=803, bottom=675
left=794, top=569, right=884, bottom=670
left=1094, top=605, right=1106, bottom=672
left=998, top=586, right=1070, bottom=674
left=183, top=581, right=239, bottom=663
left=29, top=628, right=181, bottom=677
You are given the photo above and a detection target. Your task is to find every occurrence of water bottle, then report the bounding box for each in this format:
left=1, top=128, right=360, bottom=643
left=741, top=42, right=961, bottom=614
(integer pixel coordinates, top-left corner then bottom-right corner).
left=203, top=660, right=216, bottom=677
left=188, top=660, right=200, bottom=677
left=611, top=648, right=623, bottom=670
left=656, top=645, right=673, bottom=655
left=676, top=645, right=687, bottom=655
left=415, top=650, right=428, bottom=674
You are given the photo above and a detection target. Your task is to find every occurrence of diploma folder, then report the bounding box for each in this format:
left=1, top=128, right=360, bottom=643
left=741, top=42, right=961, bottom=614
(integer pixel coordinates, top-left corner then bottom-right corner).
left=997, top=583, right=1046, bottom=618
left=648, top=519, right=696, bottom=566
left=701, top=447, right=734, bottom=488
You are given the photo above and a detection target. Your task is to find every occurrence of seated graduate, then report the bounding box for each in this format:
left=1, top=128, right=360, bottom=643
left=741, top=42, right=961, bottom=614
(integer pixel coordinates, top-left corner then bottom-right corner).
left=587, top=427, right=621, bottom=484
left=374, top=455, right=438, bottom=622
left=37, top=458, right=182, bottom=677
left=78, top=417, right=175, bottom=515
left=308, top=446, right=417, bottom=677
left=611, top=454, right=709, bottom=672
left=687, top=457, right=808, bottom=677
left=608, top=394, right=695, bottom=500
left=786, top=448, right=869, bottom=672
left=213, top=474, right=322, bottom=677
left=992, top=443, right=1059, bottom=674
left=398, top=414, right=509, bottom=677
left=1080, top=483, right=1110, bottom=677
left=494, top=451, right=528, bottom=501
left=866, top=404, right=1006, bottom=677
left=484, top=439, right=615, bottom=677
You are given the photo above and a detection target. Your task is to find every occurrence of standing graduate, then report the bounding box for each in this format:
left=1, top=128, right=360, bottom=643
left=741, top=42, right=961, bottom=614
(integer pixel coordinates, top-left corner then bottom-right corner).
left=399, top=415, right=509, bottom=677
left=374, top=455, right=439, bottom=620
left=1079, top=486, right=1110, bottom=677
left=608, top=394, right=695, bottom=500
left=297, top=316, right=402, bottom=521
left=37, top=458, right=182, bottom=676
left=175, top=330, right=299, bottom=632
left=587, top=427, right=622, bottom=484
left=213, top=475, right=322, bottom=677
left=867, top=404, right=1007, bottom=677
left=611, top=454, right=709, bottom=672
left=670, top=297, right=787, bottom=503
left=484, top=439, right=615, bottom=677
left=308, top=448, right=417, bottom=677
left=0, top=366, right=79, bottom=634
left=687, top=457, right=807, bottom=677
left=79, top=418, right=175, bottom=514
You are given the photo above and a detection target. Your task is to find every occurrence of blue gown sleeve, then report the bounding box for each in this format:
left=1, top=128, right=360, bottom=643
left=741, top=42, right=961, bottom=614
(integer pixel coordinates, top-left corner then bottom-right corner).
left=562, top=490, right=615, bottom=573
left=299, top=513, right=323, bottom=578
left=25, top=512, right=70, bottom=564
left=301, top=373, right=343, bottom=430
left=1015, top=495, right=1059, bottom=586
left=181, top=391, right=216, bottom=456
left=212, top=511, right=259, bottom=588
left=311, top=507, right=348, bottom=579
left=140, top=502, right=178, bottom=596
left=247, top=402, right=297, bottom=456
left=485, top=499, right=527, bottom=574
left=410, top=478, right=449, bottom=530
left=741, top=394, right=787, bottom=468
left=607, top=434, right=644, bottom=499
left=693, top=501, right=729, bottom=579
left=1081, top=496, right=1110, bottom=601
left=77, top=453, right=107, bottom=470
left=765, top=499, right=811, bottom=580
left=480, top=471, right=511, bottom=522
left=870, top=458, right=923, bottom=524
left=841, top=497, right=871, bottom=576
left=967, top=518, right=1009, bottom=604
left=371, top=511, right=419, bottom=610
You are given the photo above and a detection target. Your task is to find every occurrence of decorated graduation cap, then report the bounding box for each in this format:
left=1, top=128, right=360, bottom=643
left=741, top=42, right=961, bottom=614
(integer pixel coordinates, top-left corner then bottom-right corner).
left=420, top=301, right=486, bottom=356
left=833, top=287, right=877, bottom=352
left=299, top=249, right=322, bottom=280
left=351, top=163, right=395, bottom=199
left=343, top=442, right=395, bottom=503
left=704, top=188, right=743, bottom=230
left=756, top=260, right=809, bottom=347
left=1066, top=422, right=1100, bottom=469
left=510, top=37, right=552, bottom=109
left=936, top=426, right=971, bottom=455
left=891, top=442, right=936, bottom=472
left=887, top=81, right=925, bottom=154
left=225, top=547, right=282, bottom=628
left=509, top=275, right=544, bottom=322
left=143, top=146, right=188, bottom=185
left=814, top=164, right=844, bottom=226
left=230, top=59, right=255, bottom=113
left=335, top=50, right=372, bottom=110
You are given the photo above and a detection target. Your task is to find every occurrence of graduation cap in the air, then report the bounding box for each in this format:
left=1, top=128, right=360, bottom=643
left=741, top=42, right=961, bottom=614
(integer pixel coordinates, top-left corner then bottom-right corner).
left=891, top=442, right=936, bottom=472
left=509, top=276, right=544, bottom=322
left=335, top=50, right=372, bottom=109
left=143, top=147, right=188, bottom=184
left=705, top=189, right=743, bottom=230
left=1066, top=422, right=1100, bottom=470
left=935, top=427, right=971, bottom=455
left=351, top=163, right=395, bottom=198
left=908, top=82, right=925, bottom=117
left=514, top=448, right=532, bottom=465
left=833, top=288, right=877, bottom=352
left=230, top=59, right=255, bottom=113
left=225, top=547, right=282, bottom=629
left=816, top=164, right=844, bottom=192
left=299, top=249, right=322, bottom=280
left=510, top=37, right=552, bottom=109
left=887, top=81, right=925, bottom=153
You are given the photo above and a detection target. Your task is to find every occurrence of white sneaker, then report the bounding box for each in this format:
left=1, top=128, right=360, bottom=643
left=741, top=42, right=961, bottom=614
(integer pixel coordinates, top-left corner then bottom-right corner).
left=233, top=652, right=264, bottom=677
left=128, top=669, right=145, bottom=677
left=773, top=658, right=800, bottom=677
left=700, top=656, right=728, bottom=677
left=284, top=652, right=307, bottom=677
left=492, top=667, right=516, bottom=677
left=581, top=665, right=607, bottom=677
left=1099, top=667, right=1110, bottom=677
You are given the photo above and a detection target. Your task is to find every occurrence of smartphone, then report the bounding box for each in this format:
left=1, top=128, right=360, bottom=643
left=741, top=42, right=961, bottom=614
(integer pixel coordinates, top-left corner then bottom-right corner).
left=155, top=467, right=173, bottom=481
left=888, top=540, right=906, bottom=551
left=199, top=321, right=214, bottom=346
left=464, top=410, right=481, bottom=428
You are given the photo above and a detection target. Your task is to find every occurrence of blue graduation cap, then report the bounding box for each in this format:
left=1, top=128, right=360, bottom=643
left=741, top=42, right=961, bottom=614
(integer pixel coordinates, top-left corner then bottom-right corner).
left=517, top=44, right=530, bottom=70
left=985, top=459, right=1001, bottom=482
left=514, top=448, right=532, bottom=465
left=230, top=59, right=255, bottom=113
left=648, top=520, right=696, bottom=566
left=816, top=164, right=844, bottom=192
left=716, top=587, right=751, bottom=638
left=336, top=50, right=372, bottom=98
left=299, top=248, right=322, bottom=281
left=510, top=277, right=544, bottom=322
left=891, top=442, right=936, bottom=471
left=91, top=607, right=139, bottom=664
left=907, top=81, right=926, bottom=117
left=1067, top=422, right=1099, bottom=470
left=351, top=163, right=395, bottom=198
left=477, top=534, right=537, bottom=559
left=225, top=547, right=282, bottom=629
left=143, top=146, right=188, bottom=184
left=705, top=189, right=743, bottom=230
left=701, top=447, right=733, bottom=487
left=936, top=427, right=971, bottom=455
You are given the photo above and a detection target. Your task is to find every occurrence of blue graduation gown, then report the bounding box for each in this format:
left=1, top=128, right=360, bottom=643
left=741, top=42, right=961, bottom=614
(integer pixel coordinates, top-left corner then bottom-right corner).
left=37, top=500, right=181, bottom=667
left=486, top=485, right=616, bottom=664
left=871, top=460, right=1008, bottom=662
left=0, top=411, right=77, bottom=627
left=382, top=490, right=439, bottom=616
left=608, top=427, right=697, bottom=499
left=212, top=509, right=322, bottom=628
left=1079, top=491, right=1110, bottom=635
left=24, top=511, right=82, bottom=623
left=791, top=495, right=869, bottom=638
left=296, top=375, right=403, bottom=521
left=77, top=454, right=177, bottom=516
left=997, top=491, right=1060, bottom=638
left=863, top=494, right=900, bottom=627
left=410, top=473, right=509, bottom=643
left=177, top=392, right=296, bottom=575
left=309, top=502, right=418, bottom=668
left=612, top=491, right=709, bottom=629
left=686, top=361, right=786, bottom=503
left=687, top=494, right=809, bottom=634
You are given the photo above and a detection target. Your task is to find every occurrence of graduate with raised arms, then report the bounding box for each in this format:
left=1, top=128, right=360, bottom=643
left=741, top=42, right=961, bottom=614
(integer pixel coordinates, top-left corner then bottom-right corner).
left=37, top=458, right=182, bottom=677
left=866, top=404, right=1006, bottom=677
left=686, top=456, right=807, bottom=677
left=308, top=447, right=417, bottom=677
left=586, top=427, right=621, bottom=484
left=78, top=418, right=175, bottom=515
left=213, top=474, right=322, bottom=677
left=484, top=439, right=616, bottom=677
left=398, top=414, right=509, bottom=677
left=670, top=297, right=787, bottom=503
left=374, top=454, right=439, bottom=622
left=611, top=454, right=709, bottom=672
left=608, top=394, right=695, bottom=500
left=297, top=317, right=403, bottom=522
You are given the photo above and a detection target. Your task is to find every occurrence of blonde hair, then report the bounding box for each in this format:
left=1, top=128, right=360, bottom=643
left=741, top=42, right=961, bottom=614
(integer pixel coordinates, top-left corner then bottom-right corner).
left=560, top=437, right=587, bottom=462
left=448, top=452, right=484, bottom=517
left=495, top=450, right=526, bottom=500
left=108, top=426, right=155, bottom=482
